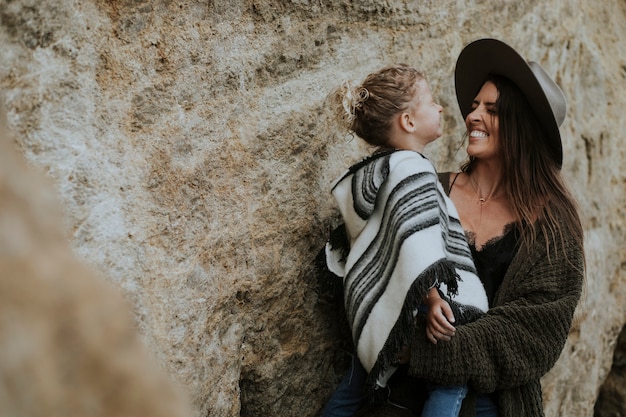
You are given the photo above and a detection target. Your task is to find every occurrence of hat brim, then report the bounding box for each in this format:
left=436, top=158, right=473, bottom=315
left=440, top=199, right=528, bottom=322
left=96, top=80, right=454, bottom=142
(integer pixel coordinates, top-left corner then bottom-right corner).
left=454, top=38, right=563, bottom=167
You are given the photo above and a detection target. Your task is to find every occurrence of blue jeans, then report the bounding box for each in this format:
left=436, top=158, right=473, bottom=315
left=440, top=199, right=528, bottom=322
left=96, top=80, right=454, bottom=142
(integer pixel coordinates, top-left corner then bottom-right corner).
left=322, top=355, right=367, bottom=417
left=322, top=356, right=499, bottom=417
left=422, top=384, right=468, bottom=417
left=475, top=393, right=499, bottom=417
left=422, top=385, right=500, bottom=417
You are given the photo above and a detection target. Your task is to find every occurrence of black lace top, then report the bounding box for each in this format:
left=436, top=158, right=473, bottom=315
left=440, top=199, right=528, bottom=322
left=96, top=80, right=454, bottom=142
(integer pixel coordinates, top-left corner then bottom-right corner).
left=466, top=225, right=519, bottom=307
left=443, top=172, right=520, bottom=307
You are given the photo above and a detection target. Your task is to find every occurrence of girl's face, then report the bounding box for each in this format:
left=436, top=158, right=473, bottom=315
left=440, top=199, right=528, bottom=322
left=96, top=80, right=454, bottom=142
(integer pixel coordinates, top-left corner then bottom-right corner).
left=465, top=81, right=501, bottom=160
left=408, top=79, right=444, bottom=146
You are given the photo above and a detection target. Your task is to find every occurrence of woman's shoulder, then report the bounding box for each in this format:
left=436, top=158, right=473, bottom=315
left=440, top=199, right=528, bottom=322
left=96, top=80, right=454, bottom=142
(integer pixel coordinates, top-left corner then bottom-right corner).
left=437, top=172, right=460, bottom=196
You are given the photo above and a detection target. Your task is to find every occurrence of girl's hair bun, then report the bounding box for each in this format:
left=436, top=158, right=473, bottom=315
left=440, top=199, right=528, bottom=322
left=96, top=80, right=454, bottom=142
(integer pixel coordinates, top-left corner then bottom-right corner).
left=340, top=80, right=369, bottom=124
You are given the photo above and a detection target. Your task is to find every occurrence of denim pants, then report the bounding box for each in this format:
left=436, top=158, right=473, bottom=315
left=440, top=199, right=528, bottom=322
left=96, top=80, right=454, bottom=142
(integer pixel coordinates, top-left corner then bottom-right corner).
left=322, top=355, right=499, bottom=417
left=475, top=393, right=499, bottom=417
left=421, top=387, right=499, bottom=417
left=321, top=355, right=367, bottom=417
left=422, top=384, right=468, bottom=417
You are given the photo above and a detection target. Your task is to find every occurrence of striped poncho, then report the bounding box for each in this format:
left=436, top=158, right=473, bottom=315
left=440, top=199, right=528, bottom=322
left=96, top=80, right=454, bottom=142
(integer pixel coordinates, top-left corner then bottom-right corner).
left=326, top=149, right=488, bottom=392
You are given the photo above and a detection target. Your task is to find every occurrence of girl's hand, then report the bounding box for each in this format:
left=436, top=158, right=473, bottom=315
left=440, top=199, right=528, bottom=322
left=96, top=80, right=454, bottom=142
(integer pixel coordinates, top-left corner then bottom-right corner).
left=423, top=288, right=456, bottom=344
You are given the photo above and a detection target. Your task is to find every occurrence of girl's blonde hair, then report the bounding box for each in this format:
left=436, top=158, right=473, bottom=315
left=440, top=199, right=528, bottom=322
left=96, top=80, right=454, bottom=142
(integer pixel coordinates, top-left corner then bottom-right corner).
left=330, top=64, right=424, bottom=147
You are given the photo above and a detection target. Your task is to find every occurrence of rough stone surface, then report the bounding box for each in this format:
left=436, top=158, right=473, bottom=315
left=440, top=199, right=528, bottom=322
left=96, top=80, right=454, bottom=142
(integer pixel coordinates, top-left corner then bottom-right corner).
left=0, top=1, right=624, bottom=416
left=595, top=324, right=626, bottom=417
left=0, top=110, right=194, bottom=416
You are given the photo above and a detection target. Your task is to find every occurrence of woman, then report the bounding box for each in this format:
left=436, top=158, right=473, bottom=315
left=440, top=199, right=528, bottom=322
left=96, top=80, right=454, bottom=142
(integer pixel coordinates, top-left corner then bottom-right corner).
left=359, top=38, right=585, bottom=417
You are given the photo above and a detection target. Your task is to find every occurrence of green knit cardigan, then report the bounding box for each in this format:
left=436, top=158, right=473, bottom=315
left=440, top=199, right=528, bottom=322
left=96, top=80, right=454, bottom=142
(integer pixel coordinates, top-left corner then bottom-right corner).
left=357, top=173, right=585, bottom=417
left=415, top=174, right=583, bottom=417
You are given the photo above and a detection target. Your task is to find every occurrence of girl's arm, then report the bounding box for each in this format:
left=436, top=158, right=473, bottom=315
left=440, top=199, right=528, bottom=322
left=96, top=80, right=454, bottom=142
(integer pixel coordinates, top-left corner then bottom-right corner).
left=423, top=287, right=456, bottom=344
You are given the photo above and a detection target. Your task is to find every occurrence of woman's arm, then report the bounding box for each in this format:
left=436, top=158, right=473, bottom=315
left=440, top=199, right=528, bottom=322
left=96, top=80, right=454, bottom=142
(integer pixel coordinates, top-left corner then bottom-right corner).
left=408, top=233, right=584, bottom=393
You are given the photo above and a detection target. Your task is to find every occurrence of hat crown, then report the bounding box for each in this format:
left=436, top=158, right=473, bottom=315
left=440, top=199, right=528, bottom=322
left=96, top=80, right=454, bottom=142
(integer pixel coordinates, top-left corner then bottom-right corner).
left=527, top=61, right=566, bottom=127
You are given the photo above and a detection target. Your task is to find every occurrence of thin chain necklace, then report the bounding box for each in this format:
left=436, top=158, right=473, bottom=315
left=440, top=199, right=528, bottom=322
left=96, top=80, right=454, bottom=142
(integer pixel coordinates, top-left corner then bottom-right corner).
left=468, top=174, right=497, bottom=206
left=468, top=174, right=506, bottom=235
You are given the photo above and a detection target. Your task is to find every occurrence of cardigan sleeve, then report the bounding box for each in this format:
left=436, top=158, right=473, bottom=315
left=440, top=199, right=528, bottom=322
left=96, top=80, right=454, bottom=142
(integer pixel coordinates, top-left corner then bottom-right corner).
left=407, top=228, right=584, bottom=393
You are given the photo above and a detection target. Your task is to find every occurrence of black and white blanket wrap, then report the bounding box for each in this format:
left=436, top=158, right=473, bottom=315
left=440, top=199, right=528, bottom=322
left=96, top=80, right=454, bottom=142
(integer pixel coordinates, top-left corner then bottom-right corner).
left=326, top=149, right=488, bottom=392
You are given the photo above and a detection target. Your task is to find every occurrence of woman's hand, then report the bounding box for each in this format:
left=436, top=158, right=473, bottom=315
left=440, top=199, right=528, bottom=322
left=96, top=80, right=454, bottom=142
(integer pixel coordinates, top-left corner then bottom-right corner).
left=423, top=288, right=456, bottom=344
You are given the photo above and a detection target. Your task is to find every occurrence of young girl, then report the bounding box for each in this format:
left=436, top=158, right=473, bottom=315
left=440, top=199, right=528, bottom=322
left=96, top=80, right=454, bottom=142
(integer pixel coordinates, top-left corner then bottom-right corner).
left=321, top=64, right=488, bottom=417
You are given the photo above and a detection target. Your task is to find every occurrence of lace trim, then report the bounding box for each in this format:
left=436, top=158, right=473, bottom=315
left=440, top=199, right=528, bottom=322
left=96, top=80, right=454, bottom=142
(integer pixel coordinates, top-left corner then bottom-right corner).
left=465, top=222, right=516, bottom=252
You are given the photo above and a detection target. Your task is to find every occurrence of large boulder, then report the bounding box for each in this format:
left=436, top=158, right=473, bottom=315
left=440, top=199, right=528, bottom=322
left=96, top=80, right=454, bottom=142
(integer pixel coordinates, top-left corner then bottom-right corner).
left=0, top=1, right=624, bottom=416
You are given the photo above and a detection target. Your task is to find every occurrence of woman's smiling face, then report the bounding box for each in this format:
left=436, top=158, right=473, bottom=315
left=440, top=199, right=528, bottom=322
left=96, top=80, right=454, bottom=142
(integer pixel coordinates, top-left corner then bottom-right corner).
left=465, top=81, right=500, bottom=160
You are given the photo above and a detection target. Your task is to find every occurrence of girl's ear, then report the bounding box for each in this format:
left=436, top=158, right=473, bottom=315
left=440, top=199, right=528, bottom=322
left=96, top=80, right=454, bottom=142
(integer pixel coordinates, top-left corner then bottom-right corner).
left=399, top=112, right=415, bottom=133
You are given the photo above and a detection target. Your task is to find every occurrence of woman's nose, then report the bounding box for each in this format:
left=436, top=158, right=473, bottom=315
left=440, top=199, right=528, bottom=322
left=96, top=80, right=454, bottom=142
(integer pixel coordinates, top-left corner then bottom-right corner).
left=468, top=107, right=482, bottom=121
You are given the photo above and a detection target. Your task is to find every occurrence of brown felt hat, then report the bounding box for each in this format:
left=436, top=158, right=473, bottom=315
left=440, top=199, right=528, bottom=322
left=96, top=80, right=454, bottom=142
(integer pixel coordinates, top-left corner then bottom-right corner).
left=454, top=38, right=567, bottom=167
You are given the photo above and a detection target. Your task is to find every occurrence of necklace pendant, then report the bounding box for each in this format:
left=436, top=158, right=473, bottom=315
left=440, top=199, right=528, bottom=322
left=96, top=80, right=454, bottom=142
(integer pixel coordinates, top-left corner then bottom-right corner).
left=478, top=197, right=486, bottom=205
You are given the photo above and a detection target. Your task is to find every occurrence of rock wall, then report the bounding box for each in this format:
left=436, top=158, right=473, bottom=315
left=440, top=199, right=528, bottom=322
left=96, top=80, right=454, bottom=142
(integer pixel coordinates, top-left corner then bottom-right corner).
left=595, top=324, right=626, bottom=417
left=0, top=109, right=194, bottom=416
left=0, top=1, right=624, bottom=416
